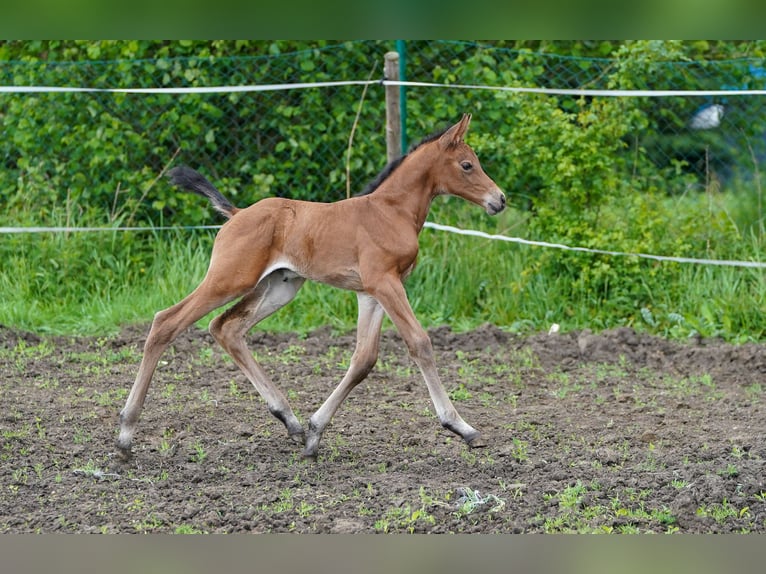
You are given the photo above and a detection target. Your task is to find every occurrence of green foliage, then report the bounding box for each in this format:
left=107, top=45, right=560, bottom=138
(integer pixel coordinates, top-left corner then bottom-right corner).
left=0, top=40, right=387, bottom=226
left=1, top=41, right=765, bottom=340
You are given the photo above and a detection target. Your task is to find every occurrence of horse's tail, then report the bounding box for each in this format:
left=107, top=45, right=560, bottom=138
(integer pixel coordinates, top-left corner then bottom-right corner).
left=166, top=166, right=240, bottom=219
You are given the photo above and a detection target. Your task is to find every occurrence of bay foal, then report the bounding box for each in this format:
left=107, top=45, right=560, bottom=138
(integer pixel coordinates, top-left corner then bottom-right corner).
left=116, top=114, right=506, bottom=460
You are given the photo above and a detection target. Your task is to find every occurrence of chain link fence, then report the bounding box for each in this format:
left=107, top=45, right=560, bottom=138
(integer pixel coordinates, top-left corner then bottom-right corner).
left=402, top=41, right=766, bottom=187
left=2, top=40, right=765, bottom=225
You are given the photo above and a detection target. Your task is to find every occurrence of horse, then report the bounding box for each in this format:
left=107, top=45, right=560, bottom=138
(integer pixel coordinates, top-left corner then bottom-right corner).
left=116, top=113, right=506, bottom=460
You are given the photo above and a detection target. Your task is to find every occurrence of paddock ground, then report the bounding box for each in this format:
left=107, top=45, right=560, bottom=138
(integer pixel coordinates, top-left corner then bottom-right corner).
left=1, top=323, right=764, bottom=533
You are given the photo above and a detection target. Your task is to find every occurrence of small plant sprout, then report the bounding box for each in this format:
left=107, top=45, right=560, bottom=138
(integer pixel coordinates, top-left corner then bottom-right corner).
left=190, top=440, right=207, bottom=464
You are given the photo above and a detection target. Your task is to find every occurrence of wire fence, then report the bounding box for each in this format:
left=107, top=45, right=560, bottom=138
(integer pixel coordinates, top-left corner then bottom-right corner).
left=401, top=41, right=766, bottom=185
left=2, top=40, right=766, bottom=226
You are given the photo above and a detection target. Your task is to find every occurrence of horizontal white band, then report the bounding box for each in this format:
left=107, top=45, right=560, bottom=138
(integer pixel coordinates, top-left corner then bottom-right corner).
left=3, top=222, right=763, bottom=269
left=0, top=79, right=761, bottom=97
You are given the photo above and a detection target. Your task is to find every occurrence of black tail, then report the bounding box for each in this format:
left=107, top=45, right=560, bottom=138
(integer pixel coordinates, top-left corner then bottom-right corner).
left=166, top=166, right=239, bottom=219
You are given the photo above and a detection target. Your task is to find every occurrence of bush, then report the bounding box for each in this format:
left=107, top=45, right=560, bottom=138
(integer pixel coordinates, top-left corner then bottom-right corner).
left=1, top=41, right=763, bottom=339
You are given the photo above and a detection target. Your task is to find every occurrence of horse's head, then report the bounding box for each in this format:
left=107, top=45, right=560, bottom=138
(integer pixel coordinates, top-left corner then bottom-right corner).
left=435, top=114, right=506, bottom=215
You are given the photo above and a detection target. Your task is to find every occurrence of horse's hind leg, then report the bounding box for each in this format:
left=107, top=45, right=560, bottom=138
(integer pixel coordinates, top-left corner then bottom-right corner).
left=209, top=269, right=306, bottom=443
left=304, top=293, right=385, bottom=458
left=117, top=283, right=235, bottom=460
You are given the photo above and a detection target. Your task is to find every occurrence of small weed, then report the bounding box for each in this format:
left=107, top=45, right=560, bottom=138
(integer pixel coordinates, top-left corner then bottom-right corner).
left=510, top=437, right=529, bottom=462
left=730, top=445, right=746, bottom=459
left=718, top=463, right=739, bottom=478
left=2, top=426, right=30, bottom=440
left=662, top=373, right=718, bottom=398
left=159, top=428, right=176, bottom=456
left=174, top=524, right=204, bottom=534
left=504, top=393, right=519, bottom=408
left=696, top=499, right=745, bottom=524
left=448, top=384, right=472, bottom=402
left=460, top=448, right=477, bottom=465
left=228, top=380, right=242, bottom=398
left=190, top=440, right=207, bottom=464
left=272, top=488, right=294, bottom=513
left=279, top=344, right=306, bottom=364
left=374, top=504, right=435, bottom=534
left=557, top=482, right=587, bottom=510
left=12, top=467, right=29, bottom=485
left=297, top=500, right=315, bottom=518
left=195, top=347, right=215, bottom=366
left=745, top=383, right=763, bottom=401
left=134, top=514, right=164, bottom=533
left=72, top=427, right=92, bottom=444
left=548, top=371, right=583, bottom=399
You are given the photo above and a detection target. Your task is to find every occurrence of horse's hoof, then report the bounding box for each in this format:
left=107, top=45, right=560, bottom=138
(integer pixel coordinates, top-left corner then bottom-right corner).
left=466, top=434, right=487, bottom=449
left=289, top=430, right=306, bottom=445
left=115, top=445, right=133, bottom=462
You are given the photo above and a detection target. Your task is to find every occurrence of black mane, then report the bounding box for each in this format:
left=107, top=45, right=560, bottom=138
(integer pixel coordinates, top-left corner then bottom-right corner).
left=356, top=124, right=452, bottom=196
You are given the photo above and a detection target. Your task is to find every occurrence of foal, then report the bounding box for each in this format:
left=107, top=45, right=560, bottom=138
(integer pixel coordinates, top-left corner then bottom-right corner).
left=116, top=113, right=506, bottom=460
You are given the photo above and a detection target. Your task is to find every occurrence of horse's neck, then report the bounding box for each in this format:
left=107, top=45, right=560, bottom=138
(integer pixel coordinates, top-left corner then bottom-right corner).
left=370, top=158, right=437, bottom=232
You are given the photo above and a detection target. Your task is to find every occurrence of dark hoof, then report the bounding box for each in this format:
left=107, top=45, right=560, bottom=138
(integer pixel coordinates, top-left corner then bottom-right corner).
left=466, top=433, right=487, bottom=449
left=289, top=429, right=306, bottom=445
left=115, top=445, right=132, bottom=462
left=301, top=449, right=318, bottom=461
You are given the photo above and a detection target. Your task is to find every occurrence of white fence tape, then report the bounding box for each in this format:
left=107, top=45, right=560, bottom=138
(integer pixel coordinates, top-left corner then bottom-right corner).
left=2, top=79, right=766, bottom=97
left=2, top=222, right=764, bottom=269
left=421, top=222, right=766, bottom=269
left=0, top=80, right=378, bottom=94
left=384, top=80, right=766, bottom=98
left=1, top=77, right=764, bottom=269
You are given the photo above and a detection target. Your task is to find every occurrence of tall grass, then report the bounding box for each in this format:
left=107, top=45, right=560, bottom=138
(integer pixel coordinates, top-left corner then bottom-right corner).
left=1, top=189, right=764, bottom=341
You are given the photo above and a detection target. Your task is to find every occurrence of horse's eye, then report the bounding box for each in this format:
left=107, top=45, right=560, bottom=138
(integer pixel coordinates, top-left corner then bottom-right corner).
left=460, top=161, right=473, bottom=171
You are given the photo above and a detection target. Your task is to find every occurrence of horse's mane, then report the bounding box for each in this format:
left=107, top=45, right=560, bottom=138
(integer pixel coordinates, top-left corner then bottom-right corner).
left=356, top=124, right=452, bottom=196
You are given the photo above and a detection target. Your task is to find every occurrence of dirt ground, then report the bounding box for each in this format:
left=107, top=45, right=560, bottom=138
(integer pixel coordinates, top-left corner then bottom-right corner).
left=1, top=322, right=765, bottom=533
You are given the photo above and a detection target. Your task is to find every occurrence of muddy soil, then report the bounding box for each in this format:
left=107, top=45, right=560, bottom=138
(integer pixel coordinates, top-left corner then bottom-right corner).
left=1, top=323, right=765, bottom=533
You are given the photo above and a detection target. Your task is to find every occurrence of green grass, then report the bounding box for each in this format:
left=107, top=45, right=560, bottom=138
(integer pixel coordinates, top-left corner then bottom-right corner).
left=1, top=188, right=764, bottom=340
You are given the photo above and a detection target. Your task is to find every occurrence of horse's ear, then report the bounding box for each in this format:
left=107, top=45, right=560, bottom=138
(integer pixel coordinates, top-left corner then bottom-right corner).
left=439, top=113, right=472, bottom=148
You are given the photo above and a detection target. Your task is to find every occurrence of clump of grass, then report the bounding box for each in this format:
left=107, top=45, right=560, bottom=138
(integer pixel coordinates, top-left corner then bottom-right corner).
left=1, top=181, right=764, bottom=341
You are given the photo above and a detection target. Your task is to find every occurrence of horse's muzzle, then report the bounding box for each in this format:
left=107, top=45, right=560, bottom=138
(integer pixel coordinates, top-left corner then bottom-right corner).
left=485, top=191, right=506, bottom=215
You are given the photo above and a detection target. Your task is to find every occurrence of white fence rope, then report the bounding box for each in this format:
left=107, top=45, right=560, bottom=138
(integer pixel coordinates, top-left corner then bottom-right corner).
left=422, top=223, right=766, bottom=269
left=3, top=79, right=766, bottom=97
left=0, top=80, right=377, bottom=94
left=2, top=223, right=764, bottom=269
left=2, top=77, right=765, bottom=269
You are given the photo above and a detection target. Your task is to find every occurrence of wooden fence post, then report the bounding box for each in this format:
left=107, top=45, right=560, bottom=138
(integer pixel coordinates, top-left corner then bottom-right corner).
left=384, top=51, right=401, bottom=163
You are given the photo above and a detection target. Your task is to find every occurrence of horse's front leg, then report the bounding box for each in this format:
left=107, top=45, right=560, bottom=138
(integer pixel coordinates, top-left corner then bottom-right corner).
left=371, top=276, right=484, bottom=447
